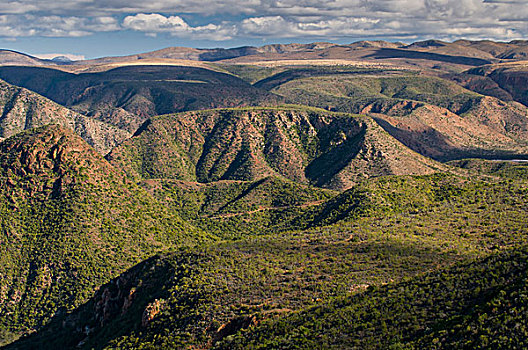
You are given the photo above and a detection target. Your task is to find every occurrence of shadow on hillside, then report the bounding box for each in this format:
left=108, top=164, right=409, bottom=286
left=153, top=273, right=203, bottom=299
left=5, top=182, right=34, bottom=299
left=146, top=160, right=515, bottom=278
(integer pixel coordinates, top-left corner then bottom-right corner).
left=373, top=117, right=528, bottom=161
left=365, top=48, right=491, bottom=66
left=5, top=255, right=173, bottom=350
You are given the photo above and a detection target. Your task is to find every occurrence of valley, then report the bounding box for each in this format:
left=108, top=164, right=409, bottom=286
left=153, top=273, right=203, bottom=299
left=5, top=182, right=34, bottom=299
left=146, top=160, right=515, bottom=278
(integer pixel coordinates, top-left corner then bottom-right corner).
left=1, top=39, right=528, bottom=349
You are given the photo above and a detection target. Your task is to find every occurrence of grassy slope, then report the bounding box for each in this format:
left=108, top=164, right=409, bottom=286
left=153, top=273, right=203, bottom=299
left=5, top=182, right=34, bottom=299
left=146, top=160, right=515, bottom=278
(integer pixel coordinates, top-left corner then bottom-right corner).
left=0, top=125, right=208, bottom=344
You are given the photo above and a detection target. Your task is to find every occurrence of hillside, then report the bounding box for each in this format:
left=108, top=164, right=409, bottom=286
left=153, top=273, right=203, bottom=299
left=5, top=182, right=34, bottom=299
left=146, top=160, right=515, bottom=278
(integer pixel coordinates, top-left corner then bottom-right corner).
left=69, top=40, right=528, bottom=66
left=449, top=158, right=528, bottom=180
left=466, top=62, right=528, bottom=108
left=2, top=40, right=528, bottom=350
left=0, top=79, right=130, bottom=155
left=4, top=39, right=528, bottom=76
left=269, top=72, right=528, bottom=160
left=0, top=50, right=47, bottom=66
left=139, top=176, right=336, bottom=239
left=106, top=107, right=445, bottom=191
left=0, top=65, right=282, bottom=133
left=8, top=171, right=528, bottom=349
left=219, top=247, right=528, bottom=349
left=0, top=125, right=206, bottom=345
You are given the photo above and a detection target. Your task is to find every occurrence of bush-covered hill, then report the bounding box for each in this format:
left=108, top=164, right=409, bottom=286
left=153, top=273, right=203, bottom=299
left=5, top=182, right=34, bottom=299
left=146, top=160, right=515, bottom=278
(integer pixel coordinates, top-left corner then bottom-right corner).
left=0, top=125, right=208, bottom=345
left=0, top=79, right=130, bottom=154
left=8, top=169, right=528, bottom=349
left=2, top=41, right=528, bottom=350
left=107, top=107, right=445, bottom=191
left=218, top=247, right=528, bottom=349
left=449, top=158, right=528, bottom=181
left=140, top=176, right=336, bottom=239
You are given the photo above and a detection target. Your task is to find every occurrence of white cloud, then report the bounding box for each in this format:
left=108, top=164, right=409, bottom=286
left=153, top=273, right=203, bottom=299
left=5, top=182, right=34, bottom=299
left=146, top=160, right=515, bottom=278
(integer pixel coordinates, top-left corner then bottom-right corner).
left=122, top=13, right=188, bottom=32
left=33, top=53, right=85, bottom=60
left=122, top=13, right=235, bottom=40
left=0, top=14, right=119, bottom=37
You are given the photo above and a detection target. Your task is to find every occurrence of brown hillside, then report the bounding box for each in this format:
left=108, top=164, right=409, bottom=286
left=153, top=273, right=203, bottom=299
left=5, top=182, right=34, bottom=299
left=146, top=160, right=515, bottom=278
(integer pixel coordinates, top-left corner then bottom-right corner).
left=466, top=62, right=528, bottom=107
left=0, top=50, right=46, bottom=66
left=0, top=79, right=130, bottom=154
left=107, top=108, right=445, bottom=191
left=370, top=96, right=528, bottom=160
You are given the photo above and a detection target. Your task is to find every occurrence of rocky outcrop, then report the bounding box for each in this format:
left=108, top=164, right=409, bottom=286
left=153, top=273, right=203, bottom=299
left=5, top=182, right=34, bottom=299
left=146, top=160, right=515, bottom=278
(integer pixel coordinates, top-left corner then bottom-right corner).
left=0, top=124, right=117, bottom=197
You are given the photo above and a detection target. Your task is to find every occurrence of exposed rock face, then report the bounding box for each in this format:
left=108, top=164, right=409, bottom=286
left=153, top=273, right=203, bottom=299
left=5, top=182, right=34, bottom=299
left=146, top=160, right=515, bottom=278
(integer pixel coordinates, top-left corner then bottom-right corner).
left=0, top=124, right=117, bottom=198
left=0, top=79, right=131, bottom=154
left=141, top=299, right=165, bottom=327
left=214, top=315, right=258, bottom=341
left=107, top=108, right=444, bottom=191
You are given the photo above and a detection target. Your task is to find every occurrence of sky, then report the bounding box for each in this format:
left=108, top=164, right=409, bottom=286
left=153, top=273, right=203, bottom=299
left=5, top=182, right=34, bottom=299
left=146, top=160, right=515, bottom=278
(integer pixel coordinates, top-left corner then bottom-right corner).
left=0, top=0, right=526, bottom=59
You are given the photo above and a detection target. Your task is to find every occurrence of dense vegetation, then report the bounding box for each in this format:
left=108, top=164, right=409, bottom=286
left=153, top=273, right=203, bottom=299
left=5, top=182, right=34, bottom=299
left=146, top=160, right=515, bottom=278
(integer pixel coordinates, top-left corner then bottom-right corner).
left=219, top=247, right=528, bottom=349
left=7, top=165, right=528, bottom=348
left=0, top=126, right=207, bottom=345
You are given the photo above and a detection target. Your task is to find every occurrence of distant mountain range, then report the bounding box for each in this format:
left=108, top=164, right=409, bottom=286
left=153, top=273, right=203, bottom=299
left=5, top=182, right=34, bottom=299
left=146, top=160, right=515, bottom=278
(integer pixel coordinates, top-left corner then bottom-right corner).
left=2, top=39, right=528, bottom=67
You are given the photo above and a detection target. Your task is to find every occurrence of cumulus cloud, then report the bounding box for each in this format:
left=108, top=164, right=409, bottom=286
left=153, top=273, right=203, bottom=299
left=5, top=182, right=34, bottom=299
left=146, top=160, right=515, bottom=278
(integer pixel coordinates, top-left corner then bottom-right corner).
left=122, top=13, right=235, bottom=40
left=0, top=0, right=527, bottom=41
left=240, top=16, right=381, bottom=37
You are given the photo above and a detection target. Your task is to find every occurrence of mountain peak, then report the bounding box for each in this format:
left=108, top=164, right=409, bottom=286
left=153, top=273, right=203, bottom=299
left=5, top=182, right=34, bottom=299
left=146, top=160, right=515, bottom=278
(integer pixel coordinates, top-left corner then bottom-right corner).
left=50, top=55, right=73, bottom=63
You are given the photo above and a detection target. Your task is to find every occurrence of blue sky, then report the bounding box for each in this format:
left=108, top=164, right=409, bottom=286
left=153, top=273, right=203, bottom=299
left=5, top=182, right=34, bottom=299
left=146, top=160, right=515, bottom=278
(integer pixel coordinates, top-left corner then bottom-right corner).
left=0, top=0, right=526, bottom=59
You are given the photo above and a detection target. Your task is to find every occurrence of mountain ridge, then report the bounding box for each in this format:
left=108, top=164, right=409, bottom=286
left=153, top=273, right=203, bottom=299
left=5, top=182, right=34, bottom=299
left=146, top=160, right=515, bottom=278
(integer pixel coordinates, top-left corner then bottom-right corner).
left=0, top=79, right=131, bottom=154
left=106, top=107, right=446, bottom=191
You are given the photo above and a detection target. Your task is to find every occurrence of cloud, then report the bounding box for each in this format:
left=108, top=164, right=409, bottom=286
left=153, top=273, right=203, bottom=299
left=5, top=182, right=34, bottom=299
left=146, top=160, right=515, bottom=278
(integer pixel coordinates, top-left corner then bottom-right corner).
left=122, top=13, right=235, bottom=40
left=240, top=16, right=381, bottom=38
left=0, top=1, right=527, bottom=41
left=0, top=14, right=119, bottom=37
left=33, top=53, right=85, bottom=60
